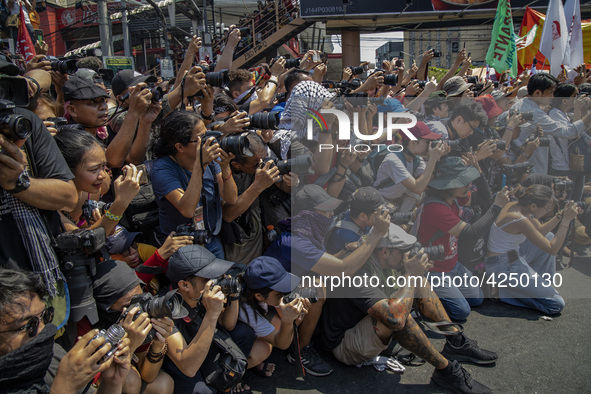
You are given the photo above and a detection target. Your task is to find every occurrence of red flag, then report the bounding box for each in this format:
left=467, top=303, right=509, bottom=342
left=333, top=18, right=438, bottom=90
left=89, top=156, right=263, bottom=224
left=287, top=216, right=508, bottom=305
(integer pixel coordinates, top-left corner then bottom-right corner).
left=17, top=6, right=36, bottom=62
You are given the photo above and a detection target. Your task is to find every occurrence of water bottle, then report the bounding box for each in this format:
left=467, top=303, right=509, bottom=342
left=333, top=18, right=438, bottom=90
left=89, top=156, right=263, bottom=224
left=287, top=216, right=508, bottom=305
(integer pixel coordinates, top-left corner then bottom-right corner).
left=267, top=225, right=278, bottom=243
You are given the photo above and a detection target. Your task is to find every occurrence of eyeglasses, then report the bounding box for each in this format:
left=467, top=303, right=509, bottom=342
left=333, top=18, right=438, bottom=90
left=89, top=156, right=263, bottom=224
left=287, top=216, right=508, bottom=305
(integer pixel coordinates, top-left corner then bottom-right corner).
left=122, top=242, right=139, bottom=257
left=0, top=306, right=54, bottom=338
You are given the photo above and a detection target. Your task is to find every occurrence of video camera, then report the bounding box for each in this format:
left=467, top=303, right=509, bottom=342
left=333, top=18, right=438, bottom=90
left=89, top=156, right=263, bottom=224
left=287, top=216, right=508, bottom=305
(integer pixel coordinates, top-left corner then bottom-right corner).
left=56, top=227, right=106, bottom=324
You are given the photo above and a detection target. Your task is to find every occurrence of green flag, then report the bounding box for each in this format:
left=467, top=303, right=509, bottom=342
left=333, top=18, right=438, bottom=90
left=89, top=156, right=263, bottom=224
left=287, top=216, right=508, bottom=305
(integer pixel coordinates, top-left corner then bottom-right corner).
left=485, top=0, right=518, bottom=77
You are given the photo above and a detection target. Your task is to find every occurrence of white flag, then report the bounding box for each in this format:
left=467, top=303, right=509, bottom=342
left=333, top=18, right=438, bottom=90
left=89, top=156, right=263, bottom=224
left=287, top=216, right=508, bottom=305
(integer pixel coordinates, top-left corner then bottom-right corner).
left=539, top=0, right=569, bottom=76
left=565, top=0, right=584, bottom=67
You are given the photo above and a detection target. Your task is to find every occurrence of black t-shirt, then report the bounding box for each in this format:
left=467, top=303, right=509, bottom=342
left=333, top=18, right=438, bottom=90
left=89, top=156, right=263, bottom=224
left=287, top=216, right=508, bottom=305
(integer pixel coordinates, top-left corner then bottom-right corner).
left=0, top=108, right=74, bottom=269
left=319, top=258, right=389, bottom=350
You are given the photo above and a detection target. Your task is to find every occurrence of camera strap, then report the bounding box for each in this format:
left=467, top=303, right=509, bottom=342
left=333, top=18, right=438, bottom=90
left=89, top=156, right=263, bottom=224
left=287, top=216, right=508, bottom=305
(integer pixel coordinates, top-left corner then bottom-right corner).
left=290, top=321, right=305, bottom=378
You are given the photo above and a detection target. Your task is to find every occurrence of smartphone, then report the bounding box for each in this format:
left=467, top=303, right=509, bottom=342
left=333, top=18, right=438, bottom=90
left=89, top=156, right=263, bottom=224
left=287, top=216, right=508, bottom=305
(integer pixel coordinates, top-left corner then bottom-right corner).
left=468, top=52, right=471, bottom=58
left=395, top=59, right=403, bottom=67
left=312, top=51, right=321, bottom=62
left=463, top=42, right=466, bottom=50
left=501, top=174, right=507, bottom=189
left=34, top=29, right=44, bottom=44
left=136, top=164, right=149, bottom=185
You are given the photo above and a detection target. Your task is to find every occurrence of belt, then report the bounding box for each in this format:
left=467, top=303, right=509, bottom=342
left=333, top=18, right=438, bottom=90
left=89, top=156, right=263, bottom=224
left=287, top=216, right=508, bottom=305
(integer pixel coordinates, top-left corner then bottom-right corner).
left=507, top=250, right=519, bottom=263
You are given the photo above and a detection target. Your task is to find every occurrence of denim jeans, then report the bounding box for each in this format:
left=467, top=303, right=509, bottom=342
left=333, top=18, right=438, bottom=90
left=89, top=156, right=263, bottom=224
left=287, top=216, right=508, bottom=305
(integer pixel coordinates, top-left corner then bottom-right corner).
left=484, top=251, right=564, bottom=315
left=428, top=262, right=484, bottom=322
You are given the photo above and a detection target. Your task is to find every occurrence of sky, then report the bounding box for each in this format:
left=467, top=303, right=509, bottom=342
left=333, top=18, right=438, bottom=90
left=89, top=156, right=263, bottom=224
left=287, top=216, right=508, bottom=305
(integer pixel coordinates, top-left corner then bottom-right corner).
left=331, top=32, right=404, bottom=63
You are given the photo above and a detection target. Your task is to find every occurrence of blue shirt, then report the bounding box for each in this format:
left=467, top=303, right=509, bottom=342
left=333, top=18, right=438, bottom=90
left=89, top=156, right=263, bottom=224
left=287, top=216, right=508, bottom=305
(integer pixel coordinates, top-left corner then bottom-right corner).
left=151, top=156, right=221, bottom=235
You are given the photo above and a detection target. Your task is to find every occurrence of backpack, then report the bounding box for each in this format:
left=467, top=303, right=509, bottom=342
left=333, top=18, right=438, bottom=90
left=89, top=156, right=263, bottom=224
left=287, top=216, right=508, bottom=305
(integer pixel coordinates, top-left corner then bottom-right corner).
left=190, top=312, right=248, bottom=392
left=374, top=151, right=421, bottom=191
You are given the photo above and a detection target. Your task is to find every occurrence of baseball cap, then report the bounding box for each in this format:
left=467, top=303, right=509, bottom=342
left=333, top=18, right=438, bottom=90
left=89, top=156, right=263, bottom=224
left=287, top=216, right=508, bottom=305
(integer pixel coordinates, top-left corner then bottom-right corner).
left=423, top=90, right=447, bottom=108
left=295, top=184, right=342, bottom=212
left=244, top=256, right=300, bottom=292
left=63, top=76, right=110, bottom=101
left=400, top=121, right=443, bottom=142
left=377, top=97, right=406, bottom=113
left=474, top=95, right=503, bottom=118
left=491, top=90, right=510, bottom=101
left=443, top=76, right=473, bottom=97
left=111, top=69, right=158, bottom=97
left=105, top=225, right=141, bottom=254
left=349, top=187, right=384, bottom=214
left=167, top=245, right=234, bottom=285
left=76, top=68, right=103, bottom=85
left=377, top=223, right=417, bottom=249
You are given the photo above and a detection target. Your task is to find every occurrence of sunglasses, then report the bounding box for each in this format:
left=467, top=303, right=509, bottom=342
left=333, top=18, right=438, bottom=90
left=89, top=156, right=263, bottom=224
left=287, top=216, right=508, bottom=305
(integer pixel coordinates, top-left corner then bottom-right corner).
left=0, top=306, right=54, bottom=338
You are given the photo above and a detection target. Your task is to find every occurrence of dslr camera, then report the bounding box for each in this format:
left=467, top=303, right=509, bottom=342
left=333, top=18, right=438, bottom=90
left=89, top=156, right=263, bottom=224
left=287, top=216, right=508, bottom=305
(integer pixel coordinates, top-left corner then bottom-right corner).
left=431, top=139, right=462, bottom=150
left=0, top=99, right=32, bottom=141
left=552, top=177, right=574, bottom=193
left=91, top=324, right=126, bottom=363
left=284, top=284, right=319, bottom=303
left=261, top=154, right=312, bottom=175
left=210, top=276, right=242, bottom=295
left=119, top=289, right=188, bottom=343
left=49, top=58, right=78, bottom=74
left=81, top=200, right=111, bottom=221
left=509, top=109, right=534, bottom=122
left=175, top=223, right=212, bottom=245
left=503, top=162, right=534, bottom=184
left=408, top=242, right=445, bottom=261
left=485, top=139, right=506, bottom=151
left=248, top=111, right=280, bottom=130
left=526, top=134, right=550, bottom=147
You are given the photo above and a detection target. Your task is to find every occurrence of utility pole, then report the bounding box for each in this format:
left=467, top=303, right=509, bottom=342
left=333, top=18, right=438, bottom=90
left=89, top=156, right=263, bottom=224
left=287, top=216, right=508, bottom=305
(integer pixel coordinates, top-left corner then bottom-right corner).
left=97, top=0, right=113, bottom=56
left=121, top=0, right=131, bottom=57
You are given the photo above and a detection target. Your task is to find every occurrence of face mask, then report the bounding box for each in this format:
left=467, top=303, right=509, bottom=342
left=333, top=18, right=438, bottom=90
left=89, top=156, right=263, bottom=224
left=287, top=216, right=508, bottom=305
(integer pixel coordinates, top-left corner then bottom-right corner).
left=0, top=324, right=57, bottom=392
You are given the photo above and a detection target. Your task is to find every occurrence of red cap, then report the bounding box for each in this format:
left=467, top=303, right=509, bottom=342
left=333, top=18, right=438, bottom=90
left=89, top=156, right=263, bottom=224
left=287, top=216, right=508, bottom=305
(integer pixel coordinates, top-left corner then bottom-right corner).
left=401, top=121, right=442, bottom=142
left=474, top=95, right=503, bottom=118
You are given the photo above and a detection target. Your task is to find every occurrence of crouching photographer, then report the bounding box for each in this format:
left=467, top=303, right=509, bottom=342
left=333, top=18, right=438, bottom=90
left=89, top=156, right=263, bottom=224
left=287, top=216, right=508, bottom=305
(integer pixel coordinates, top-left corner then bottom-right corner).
left=239, top=257, right=315, bottom=378
left=0, top=267, right=131, bottom=394
left=89, top=259, right=179, bottom=394
left=163, top=245, right=256, bottom=393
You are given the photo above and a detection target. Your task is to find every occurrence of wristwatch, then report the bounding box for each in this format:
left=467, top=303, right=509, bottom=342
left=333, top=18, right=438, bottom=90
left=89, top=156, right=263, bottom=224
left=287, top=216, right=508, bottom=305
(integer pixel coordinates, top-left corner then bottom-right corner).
left=7, top=171, right=31, bottom=194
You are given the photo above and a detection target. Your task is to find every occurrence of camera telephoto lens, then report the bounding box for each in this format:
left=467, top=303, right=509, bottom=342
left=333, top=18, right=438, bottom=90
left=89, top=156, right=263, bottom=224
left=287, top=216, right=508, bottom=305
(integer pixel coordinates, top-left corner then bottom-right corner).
left=0, top=113, right=32, bottom=141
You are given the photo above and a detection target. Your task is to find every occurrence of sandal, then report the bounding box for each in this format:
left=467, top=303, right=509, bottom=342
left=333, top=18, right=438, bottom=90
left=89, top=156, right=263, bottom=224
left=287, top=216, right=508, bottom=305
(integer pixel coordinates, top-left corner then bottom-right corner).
left=250, top=361, right=275, bottom=378
left=396, top=350, right=426, bottom=367
left=231, top=382, right=252, bottom=394
left=562, top=246, right=579, bottom=258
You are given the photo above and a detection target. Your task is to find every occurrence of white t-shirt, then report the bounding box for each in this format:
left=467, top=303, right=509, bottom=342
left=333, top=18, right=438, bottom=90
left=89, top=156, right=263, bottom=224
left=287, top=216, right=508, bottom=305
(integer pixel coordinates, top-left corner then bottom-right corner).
left=373, top=153, right=426, bottom=200
left=238, top=303, right=275, bottom=338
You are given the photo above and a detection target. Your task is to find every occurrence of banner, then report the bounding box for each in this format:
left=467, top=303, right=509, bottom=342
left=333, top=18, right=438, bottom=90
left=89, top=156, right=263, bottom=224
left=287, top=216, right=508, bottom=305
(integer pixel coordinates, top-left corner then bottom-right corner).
left=16, top=7, right=36, bottom=62
left=485, top=0, right=518, bottom=77
left=517, top=7, right=591, bottom=74
left=565, top=0, right=584, bottom=67
left=539, top=0, right=569, bottom=76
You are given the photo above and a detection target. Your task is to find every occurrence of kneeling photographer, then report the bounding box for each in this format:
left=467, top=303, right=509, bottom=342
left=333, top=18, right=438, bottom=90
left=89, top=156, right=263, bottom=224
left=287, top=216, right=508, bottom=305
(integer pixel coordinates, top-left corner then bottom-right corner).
left=239, top=256, right=321, bottom=377
left=90, top=259, right=178, bottom=393
left=150, top=110, right=237, bottom=259
left=164, top=245, right=255, bottom=393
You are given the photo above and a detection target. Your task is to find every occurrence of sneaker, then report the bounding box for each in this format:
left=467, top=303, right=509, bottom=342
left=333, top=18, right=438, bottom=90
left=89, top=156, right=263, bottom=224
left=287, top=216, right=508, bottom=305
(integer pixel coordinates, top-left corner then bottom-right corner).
left=287, top=344, right=333, bottom=377
left=431, top=360, right=492, bottom=394
left=441, top=336, right=498, bottom=365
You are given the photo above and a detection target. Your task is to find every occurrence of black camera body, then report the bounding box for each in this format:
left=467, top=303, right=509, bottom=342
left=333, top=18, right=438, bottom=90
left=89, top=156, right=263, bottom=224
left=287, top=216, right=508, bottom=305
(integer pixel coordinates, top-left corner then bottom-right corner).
left=0, top=99, right=32, bottom=141
left=349, top=66, right=366, bottom=75
left=46, top=117, right=68, bottom=129
left=509, top=110, right=534, bottom=122
left=486, top=139, right=506, bottom=151
left=119, top=290, right=188, bottom=343
left=432, top=50, right=442, bottom=57
left=237, top=27, right=251, bottom=36
left=211, top=277, right=242, bottom=295
left=248, top=111, right=280, bottom=130
left=145, top=84, right=164, bottom=102
left=0, top=75, right=30, bottom=106
left=503, top=162, right=534, bottom=184
left=284, top=58, right=301, bottom=68
left=50, top=58, right=78, bottom=74
left=408, top=242, right=445, bottom=261
left=552, top=177, right=574, bottom=193
left=431, top=139, right=462, bottom=150
left=336, top=79, right=361, bottom=90
left=391, top=212, right=413, bottom=225
left=284, top=284, right=319, bottom=303
left=263, top=154, right=312, bottom=175
left=81, top=200, right=111, bottom=221
left=175, top=223, right=212, bottom=245
left=220, top=131, right=252, bottom=159
left=383, top=74, right=398, bottom=86
left=56, top=227, right=106, bottom=324
left=466, top=76, right=478, bottom=84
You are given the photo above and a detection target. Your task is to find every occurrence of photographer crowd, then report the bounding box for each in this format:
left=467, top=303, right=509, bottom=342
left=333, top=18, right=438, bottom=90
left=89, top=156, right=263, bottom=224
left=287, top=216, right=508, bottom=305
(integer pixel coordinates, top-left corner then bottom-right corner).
left=1, top=21, right=591, bottom=394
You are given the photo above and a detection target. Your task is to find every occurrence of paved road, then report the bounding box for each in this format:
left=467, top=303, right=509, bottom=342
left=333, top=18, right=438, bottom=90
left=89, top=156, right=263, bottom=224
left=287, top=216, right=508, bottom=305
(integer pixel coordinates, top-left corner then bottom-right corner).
left=246, top=248, right=591, bottom=394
